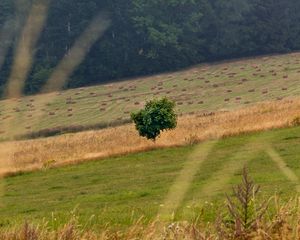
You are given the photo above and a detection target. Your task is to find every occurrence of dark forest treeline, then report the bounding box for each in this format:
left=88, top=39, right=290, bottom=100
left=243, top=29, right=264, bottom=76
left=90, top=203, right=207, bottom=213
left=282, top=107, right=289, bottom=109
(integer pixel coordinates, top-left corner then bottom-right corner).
left=0, top=0, right=300, bottom=95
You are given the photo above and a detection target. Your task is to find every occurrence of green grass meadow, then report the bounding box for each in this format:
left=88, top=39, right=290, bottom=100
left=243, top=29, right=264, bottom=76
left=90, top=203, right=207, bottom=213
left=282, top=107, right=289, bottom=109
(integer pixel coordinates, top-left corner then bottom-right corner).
left=1, top=126, right=300, bottom=228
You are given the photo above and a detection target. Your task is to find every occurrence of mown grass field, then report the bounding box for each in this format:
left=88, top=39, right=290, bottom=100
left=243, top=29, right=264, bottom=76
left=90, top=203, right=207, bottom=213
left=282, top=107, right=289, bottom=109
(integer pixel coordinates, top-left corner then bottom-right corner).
left=1, top=52, right=300, bottom=138
left=1, top=126, right=300, bottom=228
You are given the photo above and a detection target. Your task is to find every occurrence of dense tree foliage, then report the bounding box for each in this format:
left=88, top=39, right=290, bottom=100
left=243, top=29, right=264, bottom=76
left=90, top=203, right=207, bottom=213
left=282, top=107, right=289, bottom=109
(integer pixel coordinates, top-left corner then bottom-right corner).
left=0, top=0, right=300, bottom=95
left=131, top=97, right=177, bottom=141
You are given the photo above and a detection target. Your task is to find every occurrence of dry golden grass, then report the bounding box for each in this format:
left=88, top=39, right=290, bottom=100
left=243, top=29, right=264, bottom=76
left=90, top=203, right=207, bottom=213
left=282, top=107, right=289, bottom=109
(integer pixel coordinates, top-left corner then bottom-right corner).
left=0, top=97, right=299, bottom=176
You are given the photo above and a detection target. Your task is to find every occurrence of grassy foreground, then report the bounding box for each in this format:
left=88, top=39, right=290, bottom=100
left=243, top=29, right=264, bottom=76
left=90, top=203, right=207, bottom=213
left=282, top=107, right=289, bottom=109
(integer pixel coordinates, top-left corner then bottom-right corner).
left=1, top=126, right=300, bottom=228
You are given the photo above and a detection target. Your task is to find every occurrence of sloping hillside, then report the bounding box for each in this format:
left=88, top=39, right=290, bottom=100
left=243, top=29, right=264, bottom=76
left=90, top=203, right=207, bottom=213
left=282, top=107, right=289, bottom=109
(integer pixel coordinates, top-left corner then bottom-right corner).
left=1, top=53, right=300, bottom=139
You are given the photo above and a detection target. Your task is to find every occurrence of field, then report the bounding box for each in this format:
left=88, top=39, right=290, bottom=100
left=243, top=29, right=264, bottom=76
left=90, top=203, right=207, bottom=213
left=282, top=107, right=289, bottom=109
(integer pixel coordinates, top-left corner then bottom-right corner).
left=0, top=97, right=299, bottom=175
left=1, top=126, right=300, bottom=228
left=1, top=52, right=300, bottom=139
left=1, top=53, right=300, bottom=238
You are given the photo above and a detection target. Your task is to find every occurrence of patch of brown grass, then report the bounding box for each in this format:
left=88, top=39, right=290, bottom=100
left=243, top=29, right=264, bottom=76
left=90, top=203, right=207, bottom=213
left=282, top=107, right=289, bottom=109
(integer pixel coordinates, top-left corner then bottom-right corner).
left=1, top=98, right=300, bottom=176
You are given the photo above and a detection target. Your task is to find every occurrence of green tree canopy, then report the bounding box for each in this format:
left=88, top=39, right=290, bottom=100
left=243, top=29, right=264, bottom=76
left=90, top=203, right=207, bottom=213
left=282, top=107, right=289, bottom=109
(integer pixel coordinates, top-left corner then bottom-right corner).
left=131, top=98, right=177, bottom=141
left=1, top=0, right=300, bottom=96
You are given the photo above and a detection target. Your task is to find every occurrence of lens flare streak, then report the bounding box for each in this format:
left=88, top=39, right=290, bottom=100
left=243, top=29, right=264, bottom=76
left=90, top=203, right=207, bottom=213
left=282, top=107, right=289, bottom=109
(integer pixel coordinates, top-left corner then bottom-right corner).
left=158, top=140, right=217, bottom=221
left=6, top=0, right=50, bottom=98
left=42, top=14, right=111, bottom=93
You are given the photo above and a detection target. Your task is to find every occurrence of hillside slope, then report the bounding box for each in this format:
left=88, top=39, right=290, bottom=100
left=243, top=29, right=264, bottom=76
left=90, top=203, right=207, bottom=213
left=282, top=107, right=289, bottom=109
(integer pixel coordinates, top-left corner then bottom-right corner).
left=1, top=52, right=300, bottom=139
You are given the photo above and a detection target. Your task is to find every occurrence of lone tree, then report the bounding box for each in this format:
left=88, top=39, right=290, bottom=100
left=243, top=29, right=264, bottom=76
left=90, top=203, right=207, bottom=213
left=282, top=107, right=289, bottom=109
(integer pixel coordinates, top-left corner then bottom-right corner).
left=131, top=97, right=177, bottom=141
